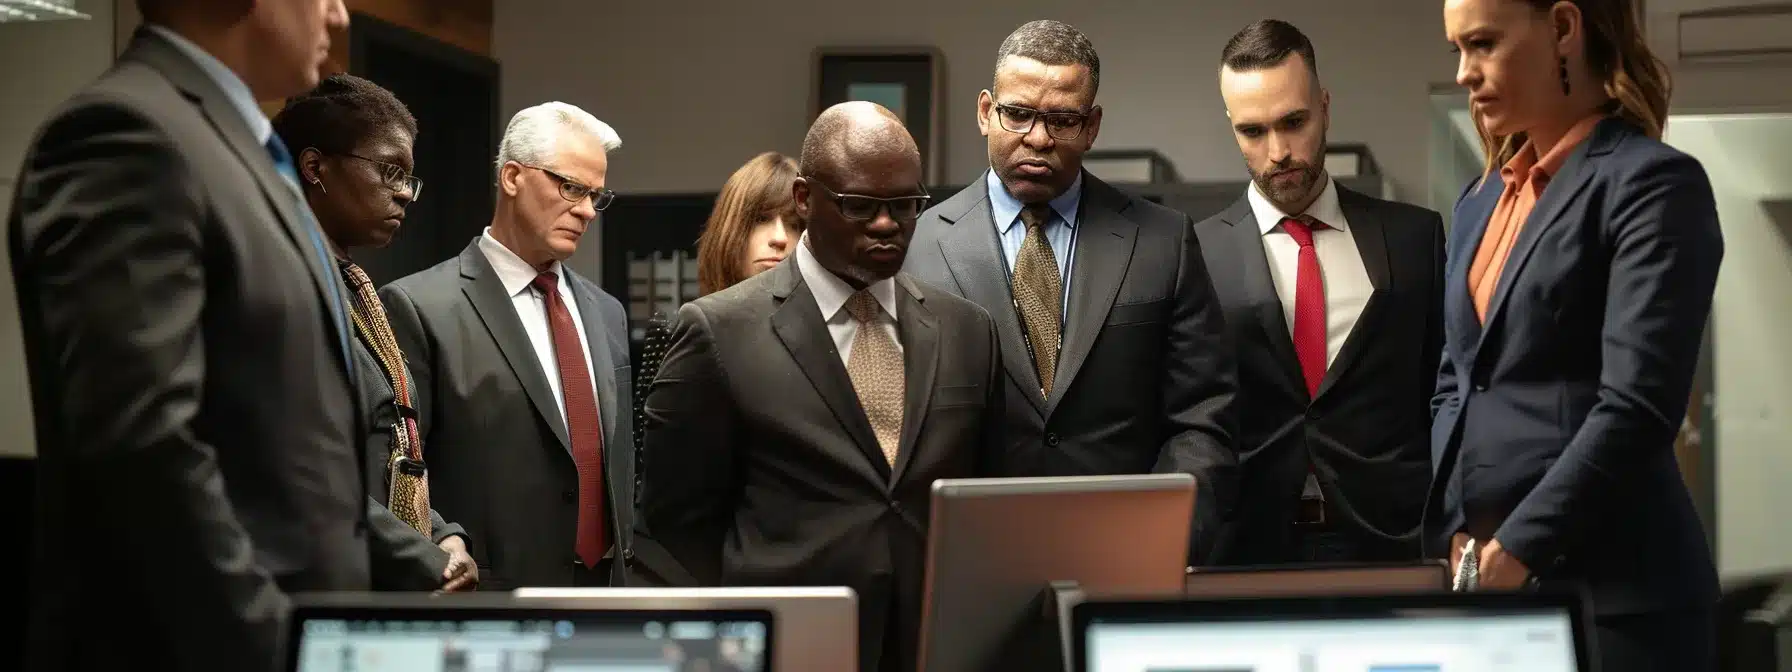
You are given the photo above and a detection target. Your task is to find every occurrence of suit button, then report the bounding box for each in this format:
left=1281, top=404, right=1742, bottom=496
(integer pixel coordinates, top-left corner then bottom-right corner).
left=889, top=500, right=903, bottom=514
left=1553, top=555, right=1567, bottom=569
left=623, top=548, right=637, bottom=563
left=1045, top=433, right=1061, bottom=447
left=563, top=490, right=577, bottom=502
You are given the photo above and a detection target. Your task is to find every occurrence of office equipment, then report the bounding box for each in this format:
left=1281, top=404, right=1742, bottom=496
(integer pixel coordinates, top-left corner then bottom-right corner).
left=1183, top=561, right=1450, bottom=598
left=513, top=586, right=857, bottom=671
left=285, top=592, right=773, bottom=672
left=1074, top=590, right=1590, bottom=672
left=917, top=474, right=1196, bottom=672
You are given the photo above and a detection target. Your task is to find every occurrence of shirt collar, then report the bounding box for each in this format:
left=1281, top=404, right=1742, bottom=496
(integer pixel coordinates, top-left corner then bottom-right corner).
left=795, top=233, right=899, bottom=324
left=145, top=24, right=272, bottom=145
left=1502, top=114, right=1606, bottom=188
left=479, top=227, right=564, bottom=297
left=987, top=169, right=1083, bottom=235
left=1248, top=176, right=1347, bottom=236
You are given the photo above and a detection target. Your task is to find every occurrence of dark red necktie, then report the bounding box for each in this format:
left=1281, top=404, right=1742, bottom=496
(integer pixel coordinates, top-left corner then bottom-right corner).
left=1281, top=217, right=1329, bottom=398
left=532, top=272, right=608, bottom=567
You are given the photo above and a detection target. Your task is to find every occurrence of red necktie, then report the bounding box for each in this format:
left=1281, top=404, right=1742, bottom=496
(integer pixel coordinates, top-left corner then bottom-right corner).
left=532, top=272, right=609, bottom=568
left=1281, top=217, right=1329, bottom=398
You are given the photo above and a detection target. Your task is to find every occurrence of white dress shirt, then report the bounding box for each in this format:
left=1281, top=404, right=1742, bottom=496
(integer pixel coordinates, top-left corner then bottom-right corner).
left=1247, top=178, right=1373, bottom=367
left=478, top=228, right=598, bottom=427
left=795, top=233, right=902, bottom=365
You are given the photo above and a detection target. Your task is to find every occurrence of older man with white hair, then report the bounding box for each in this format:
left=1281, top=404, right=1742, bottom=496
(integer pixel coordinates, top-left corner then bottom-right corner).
left=381, top=101, right=638, bottom=587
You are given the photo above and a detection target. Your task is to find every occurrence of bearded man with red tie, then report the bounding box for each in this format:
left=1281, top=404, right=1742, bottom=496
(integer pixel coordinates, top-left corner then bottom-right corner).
left=381, top=102, right=637, bottom=587
left=1196, top=20, right=1446, bottom=565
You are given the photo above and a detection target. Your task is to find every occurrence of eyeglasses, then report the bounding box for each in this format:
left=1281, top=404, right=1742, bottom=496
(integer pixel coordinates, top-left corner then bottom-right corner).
left=992, top=103, right=1094, bottom=141
left=336, top=152, right=423, bottom=201
left=523, top=164, right=615, bottom=211
left=804, top=177, right=930, bottom=222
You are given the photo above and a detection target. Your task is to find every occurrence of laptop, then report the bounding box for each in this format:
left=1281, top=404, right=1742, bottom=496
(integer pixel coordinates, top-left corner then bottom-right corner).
left=512, top=586, right=856, bottom=671
left=286, top=592, right=773, bottom=672
left=1073, top=590, right=1590, bottom=672
left=917, top=474, right=1196, bottom=672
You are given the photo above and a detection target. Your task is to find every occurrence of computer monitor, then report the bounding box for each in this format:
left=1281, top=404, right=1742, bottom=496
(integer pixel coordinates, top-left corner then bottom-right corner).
left=285, top=592, right=773, bottom=672
left=918, top=474, right=1196, bottom=672
left=1183, top=561, right=1451, bottom=598
left=1073, top=591, right=1590, bottom=672
left=511, top=587, right=856, bottom=671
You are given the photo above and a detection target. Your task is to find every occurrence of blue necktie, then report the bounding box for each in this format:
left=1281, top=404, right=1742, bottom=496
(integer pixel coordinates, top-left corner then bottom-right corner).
left=265, top=133, right=354, bottom=377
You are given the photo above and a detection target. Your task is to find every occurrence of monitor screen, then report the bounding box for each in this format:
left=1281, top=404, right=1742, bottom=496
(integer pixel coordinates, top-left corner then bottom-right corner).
left=1081, top=602, right=1581, bottom=672
left=290, top=609, right=771, bottom=672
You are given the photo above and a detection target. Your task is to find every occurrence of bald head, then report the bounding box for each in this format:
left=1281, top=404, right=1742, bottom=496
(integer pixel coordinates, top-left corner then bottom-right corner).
left=799, top=101, right=921, bottom=183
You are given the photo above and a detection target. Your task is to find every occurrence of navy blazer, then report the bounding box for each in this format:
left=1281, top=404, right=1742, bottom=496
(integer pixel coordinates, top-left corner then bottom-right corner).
left=1424, top=118, right=1723, bottom=615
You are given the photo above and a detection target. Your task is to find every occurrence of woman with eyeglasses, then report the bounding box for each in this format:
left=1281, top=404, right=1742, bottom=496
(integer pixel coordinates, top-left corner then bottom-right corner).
left=273, top=73, right=478, bottom=592
left=1435, top=0, right=1721, bottom=668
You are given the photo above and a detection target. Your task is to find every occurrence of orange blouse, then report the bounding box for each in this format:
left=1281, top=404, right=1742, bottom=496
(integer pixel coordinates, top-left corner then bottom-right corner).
left=1467, top=115, right=1606, bottom=321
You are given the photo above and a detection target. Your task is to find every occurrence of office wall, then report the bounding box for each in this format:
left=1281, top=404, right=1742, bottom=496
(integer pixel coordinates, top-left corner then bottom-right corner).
left=1664, top=113, right=1792, bottom=578
left=495, top=0, right=1455, bottom=201
left=0, top=1, right=118, bottom=459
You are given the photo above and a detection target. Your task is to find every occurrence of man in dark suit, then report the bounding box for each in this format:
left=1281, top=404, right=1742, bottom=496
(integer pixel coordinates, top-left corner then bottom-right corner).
left=904, top=19, right=1238, bottom=562
left=382, top=102, right=635, bottom=589
left=8, top=2, right=360, bottom=671
left=1197, top=20, right=1444, bottom=565
left=636, top=101, right=1003, bottom=672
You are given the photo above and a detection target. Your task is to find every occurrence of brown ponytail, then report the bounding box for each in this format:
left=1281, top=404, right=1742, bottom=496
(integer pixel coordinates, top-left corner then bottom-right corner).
left=1478, top=0, right=1672, bottom=174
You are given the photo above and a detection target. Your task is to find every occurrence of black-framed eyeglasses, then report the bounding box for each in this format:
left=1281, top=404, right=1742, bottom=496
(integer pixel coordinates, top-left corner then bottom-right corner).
left=333, top=152, right=423, bottom=201
left=523, top=164, right=615, bottom=211
left=805, top=177, right=930, bottom=222
left=992, top=103, right=1094, bottom=141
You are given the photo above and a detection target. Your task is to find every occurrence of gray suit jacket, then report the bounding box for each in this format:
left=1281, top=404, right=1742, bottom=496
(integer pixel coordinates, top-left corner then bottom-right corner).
left=9, top=29, right=368, bottom=672
left=635, top=258, right=1003, bottom=672
left=904, top=171, right=1239, bottom=562
left=381, top=239, right=635, bottom=589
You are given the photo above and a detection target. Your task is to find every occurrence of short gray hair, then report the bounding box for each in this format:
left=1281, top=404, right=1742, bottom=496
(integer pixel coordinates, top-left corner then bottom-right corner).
left=495, top=102, right=621, bottom=176
left=996, top=20, right=1101, bottom=95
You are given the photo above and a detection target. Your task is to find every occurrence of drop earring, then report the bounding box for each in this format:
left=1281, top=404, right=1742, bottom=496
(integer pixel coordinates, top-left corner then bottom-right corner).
left=311, top=177, right=328, bottom=194
left=1559, top=57, right=1571, bottom=95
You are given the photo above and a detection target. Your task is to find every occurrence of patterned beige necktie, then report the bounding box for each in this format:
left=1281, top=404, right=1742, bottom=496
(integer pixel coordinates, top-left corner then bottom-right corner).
left=1012, top=205, right=1063, bottom=396
left=844, top=290, right=905, bottom=466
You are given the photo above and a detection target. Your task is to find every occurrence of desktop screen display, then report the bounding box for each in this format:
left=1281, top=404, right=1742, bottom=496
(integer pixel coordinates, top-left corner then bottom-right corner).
left=292, top=612, right=770, bottom=672
left=1084, top=609, right=1578, bottom=672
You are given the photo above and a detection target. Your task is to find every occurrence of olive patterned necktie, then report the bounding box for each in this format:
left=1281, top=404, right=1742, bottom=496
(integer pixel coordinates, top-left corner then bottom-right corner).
left=1013, top=205, right=1063, bottom=396
left=340, top=260, right=431, bottom=537
left=844, top=290, right=904, bottom=466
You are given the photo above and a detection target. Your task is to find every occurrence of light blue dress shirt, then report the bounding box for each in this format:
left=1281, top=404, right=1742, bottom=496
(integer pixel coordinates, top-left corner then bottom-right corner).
left=986, top=169, right=1081, bottom=319
left=145, top=25, right=272, bottom=145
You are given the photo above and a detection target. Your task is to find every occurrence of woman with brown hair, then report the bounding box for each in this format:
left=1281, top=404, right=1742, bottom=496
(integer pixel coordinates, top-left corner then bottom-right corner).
left=1433, top=0, right=1721, bottom=669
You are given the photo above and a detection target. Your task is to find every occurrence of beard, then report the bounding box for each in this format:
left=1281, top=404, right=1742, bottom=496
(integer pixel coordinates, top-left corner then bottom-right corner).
left=1250, top=158, right=1324, bottom=210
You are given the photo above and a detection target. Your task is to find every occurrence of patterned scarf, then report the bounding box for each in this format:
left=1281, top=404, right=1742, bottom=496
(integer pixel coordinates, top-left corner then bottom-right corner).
left=340, top=260, right=432, bottom=538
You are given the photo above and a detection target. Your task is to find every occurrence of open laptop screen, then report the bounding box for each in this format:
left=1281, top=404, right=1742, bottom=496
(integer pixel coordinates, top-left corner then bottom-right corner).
left=1075, top=593, right=1586, bottom=672
left=289, top=606, right=772, bottom=672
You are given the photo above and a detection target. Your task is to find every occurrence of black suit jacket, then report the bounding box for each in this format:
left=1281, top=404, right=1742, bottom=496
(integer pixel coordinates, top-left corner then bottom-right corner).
left=9, top=29, right=368, bottom=672
left=1195, top=187, right=1443, bottom=564
left=351, top=333, right=467, bottom=591
left=635, top=258, right=1003, bottom=672
left=904, top=171, right=1238, bottom=561
left=1426, top=118, right=1722, bottom=615
left=381, top=239, right=636, bottom=589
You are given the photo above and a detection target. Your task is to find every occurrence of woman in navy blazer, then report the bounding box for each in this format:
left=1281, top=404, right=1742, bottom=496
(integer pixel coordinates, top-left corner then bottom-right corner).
left=1434, top=0, right=1722, bottom=669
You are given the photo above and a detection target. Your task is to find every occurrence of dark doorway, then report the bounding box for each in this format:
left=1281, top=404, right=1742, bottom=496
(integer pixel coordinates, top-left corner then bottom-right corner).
left=349, top=14, right=500, bottom=285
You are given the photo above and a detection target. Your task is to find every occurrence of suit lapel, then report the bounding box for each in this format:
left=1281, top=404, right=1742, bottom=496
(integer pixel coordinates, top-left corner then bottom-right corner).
left=890, top=276, right=938, bottom=485
left=1219, top=197, right=1306, bottom=398
left=1315, top=188, right=1394, bottom=398
left=1047, top=177, right=1137, bottom=414
left=1471, top=124, right=1607, bottom=361
left=570, top=276, right=621, bottom=452
left=458, top=242, right=572, bottom=451
left=768, top=261, right=890, bottom=480
left=130, top=29, right=352, bottom=376
left=1448, top=182, right=1500, bottom=362
left=935, top=185, right=1046, bottom=415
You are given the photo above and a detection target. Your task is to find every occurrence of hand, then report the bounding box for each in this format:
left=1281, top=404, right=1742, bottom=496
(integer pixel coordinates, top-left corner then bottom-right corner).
left=438, top=536, right=479, bottom=592
left=1449, top=532, right=1472, bottom=577
left=1476, top=538, right=1531, bottom=590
